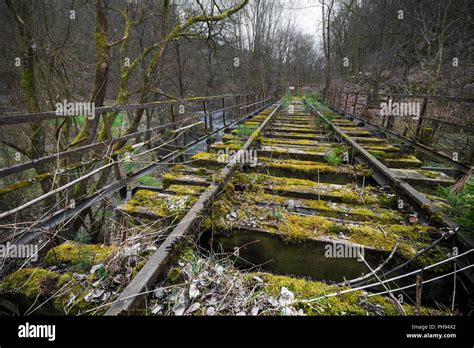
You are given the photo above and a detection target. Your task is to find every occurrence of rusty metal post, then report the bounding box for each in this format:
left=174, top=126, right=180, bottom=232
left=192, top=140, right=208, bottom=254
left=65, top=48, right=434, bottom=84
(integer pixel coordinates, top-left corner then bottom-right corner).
left=236, top=95, right=240, bottom=119
left=344, top=92, right=349, bottom=112
left=222, top=97, right=226, bottom=126
left=145, top=108, right=153, bottom=150
left=170, top=104, right=179, bottom=149
left=415, top=97, right=428, bottom=139
left=102, top=113, right=123, bottom=181
left=353, top=92, right=358, bottom=115
left=415, top=270, right=423, bottom=315
left=203, top=100, right=210, bottom=152
left=386, top=95, right=394, bottom=129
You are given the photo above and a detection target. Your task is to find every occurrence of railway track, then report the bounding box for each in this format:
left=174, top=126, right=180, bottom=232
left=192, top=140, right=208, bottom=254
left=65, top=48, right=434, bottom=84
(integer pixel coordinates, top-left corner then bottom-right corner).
left=1, top=96, right=472, bottom=316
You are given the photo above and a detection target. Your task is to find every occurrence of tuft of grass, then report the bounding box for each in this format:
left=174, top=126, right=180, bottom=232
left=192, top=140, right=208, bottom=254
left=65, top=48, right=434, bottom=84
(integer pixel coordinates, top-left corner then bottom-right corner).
left=324, top=146, right=345, bottom=166
left=438, top=178, right=474, bottom=234
left=138, top=175, right=161, bottom=187
left=235, top=124, right=257, bottom=138
left=281, top=92, right=293, bottom=108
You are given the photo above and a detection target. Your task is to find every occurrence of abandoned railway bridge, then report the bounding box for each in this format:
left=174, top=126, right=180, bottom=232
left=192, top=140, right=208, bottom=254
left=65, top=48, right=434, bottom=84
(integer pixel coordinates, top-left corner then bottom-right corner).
left=0, top=86, right=473, bottom=316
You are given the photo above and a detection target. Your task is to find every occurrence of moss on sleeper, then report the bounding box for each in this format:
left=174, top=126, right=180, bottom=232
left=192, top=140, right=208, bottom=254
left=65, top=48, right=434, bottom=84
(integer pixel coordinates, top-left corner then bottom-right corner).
left=210, top=142, right=243, bottom=152
left=0, top=268, right=103, bottom=315
left=122, top=189, right=197, bottom=220
left=164, top=184, right=206, bottom=196
left=269, top=126, right=318, bottom=132
left=257, top=157, right=372, bottom=177
left=243, top=191, right=404, bottom=223
left=231, top=172, right=395, bottom=207
left=205, top=197, right=443, bottom=262
left=252, top=273, right=442, bottom=316
left=364, top=145, right=400, bottom=153
left=45, top=241, right=117, bottom=269
left=262, top=138, right=323, bottom=147
left=416, top=169, right=441, bottom=179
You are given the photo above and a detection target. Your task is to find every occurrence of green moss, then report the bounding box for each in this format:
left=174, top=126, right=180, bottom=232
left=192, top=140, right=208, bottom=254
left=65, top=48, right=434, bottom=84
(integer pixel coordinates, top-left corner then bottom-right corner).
left=137, top=175, right=161, bottom=187
left=258, top=157, right=371, bottom=176
left=383, top=156, right=422, bottom=165
left=364, top=145, right=400, bottom=153
left=253, top=273, right=441, bottom=316
left=45, top=241, right=116, bottom=270
left=164, top=185, right=206, bottom=196
left=166, top=267, right=185, bottom=285
left=369, top=150, right=390, bottom=159
left=262, top=138, right=321, bottom=146
left=270, top=126, right=317, bottom=132
left=122, top=190, right=197, bottom=220
left=1, top=268, right=58, bottom=298
left=222, top=134, right=238, bottom=142
left=210, top=142, right=242, bottom=152
left=1, top=268, right=105, bottom=315
left=351, top=137, right=385, bottom=144
left=114, top=145, right=134, bottom=155
left=231, top=172, right=393, bottom=207
left=244, top=192, right=403, bottom=223
left=416, top=170, right=440, bottom=179
left=205, top=195, right=442, bottom=261
left=0, top=173, right=51, bottom=196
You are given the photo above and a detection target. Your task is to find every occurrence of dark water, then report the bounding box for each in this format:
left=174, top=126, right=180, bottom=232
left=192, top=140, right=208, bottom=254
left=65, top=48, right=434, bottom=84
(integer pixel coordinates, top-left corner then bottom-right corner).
left=201, top=229, right=386, bottom=282
left=188, top=111, right=227, bottom=155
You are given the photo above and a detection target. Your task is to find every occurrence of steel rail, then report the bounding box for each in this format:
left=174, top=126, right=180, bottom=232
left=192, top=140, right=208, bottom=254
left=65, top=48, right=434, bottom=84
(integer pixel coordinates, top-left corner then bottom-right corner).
left=105, top=101, right=282, bottom=315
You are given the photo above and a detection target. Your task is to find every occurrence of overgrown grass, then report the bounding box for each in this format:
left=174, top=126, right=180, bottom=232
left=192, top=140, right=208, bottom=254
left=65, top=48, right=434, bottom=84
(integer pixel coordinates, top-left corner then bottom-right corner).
left=304, top=90, right=328, bottom=108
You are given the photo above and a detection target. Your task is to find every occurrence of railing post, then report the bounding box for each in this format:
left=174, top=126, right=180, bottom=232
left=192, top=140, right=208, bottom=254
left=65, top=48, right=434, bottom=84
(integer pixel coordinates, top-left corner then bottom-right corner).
left=353, top=92, right=358, bottom=115
left=344, top=92, right=349, bottom=112
left=203, top=100, right=211, bottom=152
left=222, top=97, right=226, bottom=126
left=170, top=104, right=179, bottom=149
left=236, top=95, right=240, bottom=119
left=382, top=95, right=390, bottom=128
left=415, top=97, right=428, bottom=139
left=102, top=113, right=123, bottom=181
